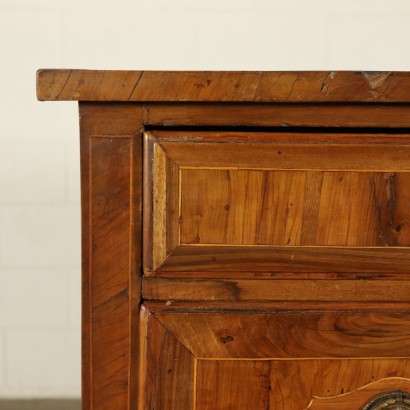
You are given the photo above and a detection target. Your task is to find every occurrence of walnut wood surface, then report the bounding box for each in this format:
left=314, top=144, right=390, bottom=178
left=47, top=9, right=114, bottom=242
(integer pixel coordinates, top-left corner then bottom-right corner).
left=144, top=103, right=410, bottom=128
left=37, top=70, right=143, bottom=101
left=279, top=369, right=410, bottom=410
left=38, top=70, right=410, bottom=410
left=306, top=377, right=410, bottom=410
left=140, top=307, right=194, bottom=410
left=89, top=136, right=131, bottom=410
left=143, top=278, right=410, bottom=301
left=157, top=245, right=410, bottom=273
left=145, top=300, right=410, bottom=312
left=145, top=131, right=410, bottom=275
left=180, top=169, right=409, bottom=246
left=138, top=303, right=410, bottom=409
left=80, top=104, right=143, bottom=410
left=160, top=140, right=410, bottom=170
left=37, top=70, right=410, bottom=102
left=197, top=360, right=270, bottom=410
left=153, top=310, right=410, bottom=358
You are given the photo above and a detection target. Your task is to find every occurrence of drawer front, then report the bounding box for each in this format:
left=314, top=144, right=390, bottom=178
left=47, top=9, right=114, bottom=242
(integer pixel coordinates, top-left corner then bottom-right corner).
left=139, top=304, right=410, bottom=410
left=143, top=131, right=410, bottom=275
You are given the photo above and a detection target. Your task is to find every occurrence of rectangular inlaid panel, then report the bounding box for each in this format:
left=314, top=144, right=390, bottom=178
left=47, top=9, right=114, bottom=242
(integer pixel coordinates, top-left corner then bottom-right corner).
left=180, top=169, right=410, bottom=246
left=144, top=131, right=410, bottom=274
left=89, top=136, right=132, bottom=409
left=139, top=305, right=410, bottom=410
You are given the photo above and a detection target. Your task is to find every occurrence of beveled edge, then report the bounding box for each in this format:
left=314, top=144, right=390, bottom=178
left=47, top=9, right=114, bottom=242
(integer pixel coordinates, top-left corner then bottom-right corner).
left=37, top=69, right=410, bottom=102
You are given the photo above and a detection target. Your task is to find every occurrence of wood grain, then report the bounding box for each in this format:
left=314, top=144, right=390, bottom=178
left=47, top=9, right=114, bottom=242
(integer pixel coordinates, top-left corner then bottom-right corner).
left=37, top=69, right=143, bottom=101
left=42, top=72, right=410, bottom=410
left=130, top=129, right=143, bottom=410
left=154, top=311, right=410, bottom=359
left=196, top=360, right=270, bottom=410
left=142, top=278, right=410, bottom=301
left=152, top=143, right=167, bottom=270
left=144, top=103, right=410, bottom=128
left=37, top=70, right=410, bottom=102
left=139, top=305, right=196, bottom=410
left=80, top=103, right=143, bottom=135
left=157, top=245, right=410, bottom=273
left=147, top=132, right=410, bottom=274
left=160, top=141, right=410, bottom=170
left=145, top=300, right=410, bottom=313
left=270, top=361, right=410, bottom=410
left=143, top=134, right=180, bottom=273
left=306, top=377, right=410, bottom=409
left=180, top=169, right=410, bottom=247
left=151, top=130, right=410, bottom=144
left=139, top=304, right=410, bottom=409
left=80, top=104, right=143, bottom=410
left=141, top=310, right=195, bottom=410
left=89, top=136, right=131, bottom=409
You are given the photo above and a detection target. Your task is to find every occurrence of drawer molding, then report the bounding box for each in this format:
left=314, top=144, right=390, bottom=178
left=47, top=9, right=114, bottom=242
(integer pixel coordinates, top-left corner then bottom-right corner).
left=149, top=309, right=410, bottom=359
left=143, top=277, right=410, bottom=302
left=144, top=131, right=410, bottom=275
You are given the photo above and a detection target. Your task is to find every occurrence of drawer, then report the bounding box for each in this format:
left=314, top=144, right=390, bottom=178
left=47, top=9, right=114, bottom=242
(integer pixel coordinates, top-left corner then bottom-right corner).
left=139, top=302, right=410, bottom=410
left=143, top=130, right=410, bottom=275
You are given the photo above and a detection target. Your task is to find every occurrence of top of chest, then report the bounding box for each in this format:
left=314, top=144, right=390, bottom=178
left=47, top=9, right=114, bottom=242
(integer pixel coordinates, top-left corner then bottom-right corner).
left=36, top=70, right=410, bottom=103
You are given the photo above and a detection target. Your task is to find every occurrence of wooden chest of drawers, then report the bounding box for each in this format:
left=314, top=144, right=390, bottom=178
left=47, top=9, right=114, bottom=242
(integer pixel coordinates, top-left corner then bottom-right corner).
left=37, top=70, right=410, bottom=410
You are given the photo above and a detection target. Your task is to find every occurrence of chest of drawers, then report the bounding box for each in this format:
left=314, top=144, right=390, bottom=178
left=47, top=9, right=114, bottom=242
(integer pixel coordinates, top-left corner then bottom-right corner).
left=37, top=70, right=410, bottom=410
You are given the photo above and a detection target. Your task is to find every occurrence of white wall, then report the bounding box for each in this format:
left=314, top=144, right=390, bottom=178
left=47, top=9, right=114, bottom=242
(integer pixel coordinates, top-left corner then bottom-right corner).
left=0, top=0, right=410, bottom=398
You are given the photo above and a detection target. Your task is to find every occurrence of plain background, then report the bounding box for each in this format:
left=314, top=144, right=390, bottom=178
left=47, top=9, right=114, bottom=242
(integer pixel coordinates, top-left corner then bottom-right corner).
left=1, top=0, right=410, bottom=399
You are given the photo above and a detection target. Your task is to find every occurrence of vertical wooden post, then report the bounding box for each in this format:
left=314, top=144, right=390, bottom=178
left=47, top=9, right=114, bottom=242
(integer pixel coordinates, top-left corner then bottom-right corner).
left=79, top=103, right=143, bottom=409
